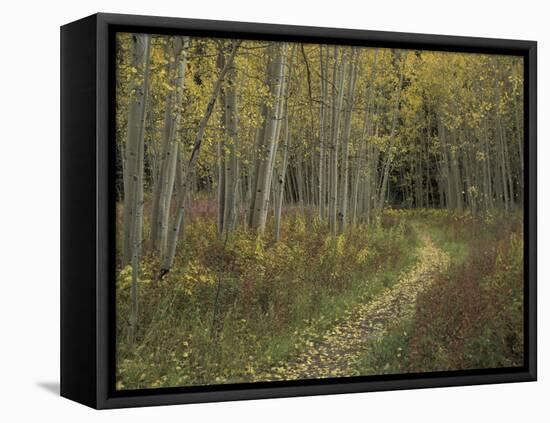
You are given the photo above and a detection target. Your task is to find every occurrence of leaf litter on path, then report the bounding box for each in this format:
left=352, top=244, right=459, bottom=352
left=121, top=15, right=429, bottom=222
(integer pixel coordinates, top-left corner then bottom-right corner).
left=257, top=229, right=450, bottom=381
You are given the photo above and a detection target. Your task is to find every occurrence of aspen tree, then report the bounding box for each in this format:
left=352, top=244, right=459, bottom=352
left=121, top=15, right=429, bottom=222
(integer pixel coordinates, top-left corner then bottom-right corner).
left=337, top=48, right=359, bottom=233
left=375, top=51, right=407, bottom=217
left=249, top=43, right=288, bottom=234
left=160, top=41, right=241, bottom=275
left=328, top=48, right=347, bottom=234
left=123, top=33, right=151, bottom=345
left=150, top=37, right=190, bottom=255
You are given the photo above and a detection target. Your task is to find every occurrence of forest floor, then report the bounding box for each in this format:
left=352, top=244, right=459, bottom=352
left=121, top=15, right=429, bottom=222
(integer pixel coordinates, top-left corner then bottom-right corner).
left=116, top=209, right=524, bottom=389
left=263, top=226, right=450, bottom=380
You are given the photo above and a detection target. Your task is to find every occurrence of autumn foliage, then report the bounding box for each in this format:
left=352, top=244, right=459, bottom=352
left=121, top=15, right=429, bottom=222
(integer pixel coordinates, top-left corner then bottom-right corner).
left=114, top=32, right=525, bottom=389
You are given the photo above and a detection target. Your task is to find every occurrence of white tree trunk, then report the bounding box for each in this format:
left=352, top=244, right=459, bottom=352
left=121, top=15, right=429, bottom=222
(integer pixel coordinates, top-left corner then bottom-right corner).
left=161, top=41, right=241, bottom=274
left=328, top=47, right=347, bottom=234
left=122, top=34, right=151, bottom=345
left=249, top=43, right=288, bottom=234
left=223, top=59, right=240, bottom=237
left=337, top=48, right=359, bottom=233
left=375, top=51, right=407, bottom=216
left=150, top=37, right=190, bottom=255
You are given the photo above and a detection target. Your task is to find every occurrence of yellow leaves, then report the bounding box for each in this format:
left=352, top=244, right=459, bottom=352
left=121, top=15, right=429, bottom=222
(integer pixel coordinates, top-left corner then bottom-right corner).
left=260, top=231, right=448, bottom=381
left=335, top=235, right=346, bottom=257
left=322, top=234, right=345, bottom=258
left=162, top=81, right=174, bottom=91
left=467, top=185, right=479, bottom=198
left=117, top=265, right=133, bottom=290
left=171, top=259, right=219, bottom=296
left=116, top=263, right=153, bottom=291
left=150, top=377, right=166, bottom=388
left=294, top=215, right=306, bottom=235
left=254, top=236, right=265, bottom=258
left=115, top=207, right=459, bottom=389
left=476, top=151, right=487, bottom=162
left=198, top=274, right=210, bottom=283
left=356, top=246, right=370, bottom=265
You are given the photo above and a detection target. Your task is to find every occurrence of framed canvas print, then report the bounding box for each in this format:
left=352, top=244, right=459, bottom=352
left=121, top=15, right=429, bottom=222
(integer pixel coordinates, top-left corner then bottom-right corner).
left=60, top=13, right=537, bottom=409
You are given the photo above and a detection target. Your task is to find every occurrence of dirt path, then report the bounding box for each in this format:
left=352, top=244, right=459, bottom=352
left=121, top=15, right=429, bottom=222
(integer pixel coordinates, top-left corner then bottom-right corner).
left=269, top=230, right=449, bottom=380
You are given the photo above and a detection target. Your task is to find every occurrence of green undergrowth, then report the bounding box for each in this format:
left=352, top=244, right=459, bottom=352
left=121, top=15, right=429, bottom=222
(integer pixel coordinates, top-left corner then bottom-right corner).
left=115, top=207, right=420, bottom=389
left=353, top=210, right=524, bottom=375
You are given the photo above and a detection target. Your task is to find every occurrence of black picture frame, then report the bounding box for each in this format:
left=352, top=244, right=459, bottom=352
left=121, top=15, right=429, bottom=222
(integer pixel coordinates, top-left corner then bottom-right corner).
left=60, top=12, right=537, bottom=409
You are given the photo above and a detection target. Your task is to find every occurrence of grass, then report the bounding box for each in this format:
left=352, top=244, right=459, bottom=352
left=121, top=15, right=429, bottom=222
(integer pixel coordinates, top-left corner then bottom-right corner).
left=115, top=204, right=524, bottom=389
left=115, top=203, right=420, bottom=389
left=353, top=210, right=524, bottom=375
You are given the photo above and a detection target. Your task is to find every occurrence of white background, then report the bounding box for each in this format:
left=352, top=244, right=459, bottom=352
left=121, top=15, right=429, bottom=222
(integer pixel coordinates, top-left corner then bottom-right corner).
left=0, top=0, right=546, bottom=421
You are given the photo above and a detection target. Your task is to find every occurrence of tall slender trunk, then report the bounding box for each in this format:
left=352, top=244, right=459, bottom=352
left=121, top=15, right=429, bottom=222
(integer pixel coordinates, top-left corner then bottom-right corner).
left=150, top=37, right=190, bottom=255
left=375, top=51, right=407, bottom=216
left=328, top=47, right=347, bottom=234
left=318, top=45, right=329, bottom=220
left=249, top=43, right=288, bottom=234
left=275, top=115, right=291, bottom=241
left=161, top=41, right=240, bottom=274
left=223, top=57, right=240, bottom=237
left=439, top=121, right=455, bottom=210
left=337, top=48, right=359, bottom=233
left=123, top=34, right=151, bottom=345
left=351, top=49, right=378, bottom=227
left=514, top=97, right=524, bottom=196
left=450, top=131, right=463, bottom=212
left=216, top=46, right=228, bottom=235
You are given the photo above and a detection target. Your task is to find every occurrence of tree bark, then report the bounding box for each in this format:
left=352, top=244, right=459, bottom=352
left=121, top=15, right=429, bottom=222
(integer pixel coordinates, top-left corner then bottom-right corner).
left=122, top=34, right=151, bottom=345
left=249, top=43, right=288, bottom=234
left=150, top=37, right=190, bottom=255
left=337, top=48, right=359, bottom=233
left=161, top=41, right=241, bottom=274
left=374, top=51, right=407, bottom=217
